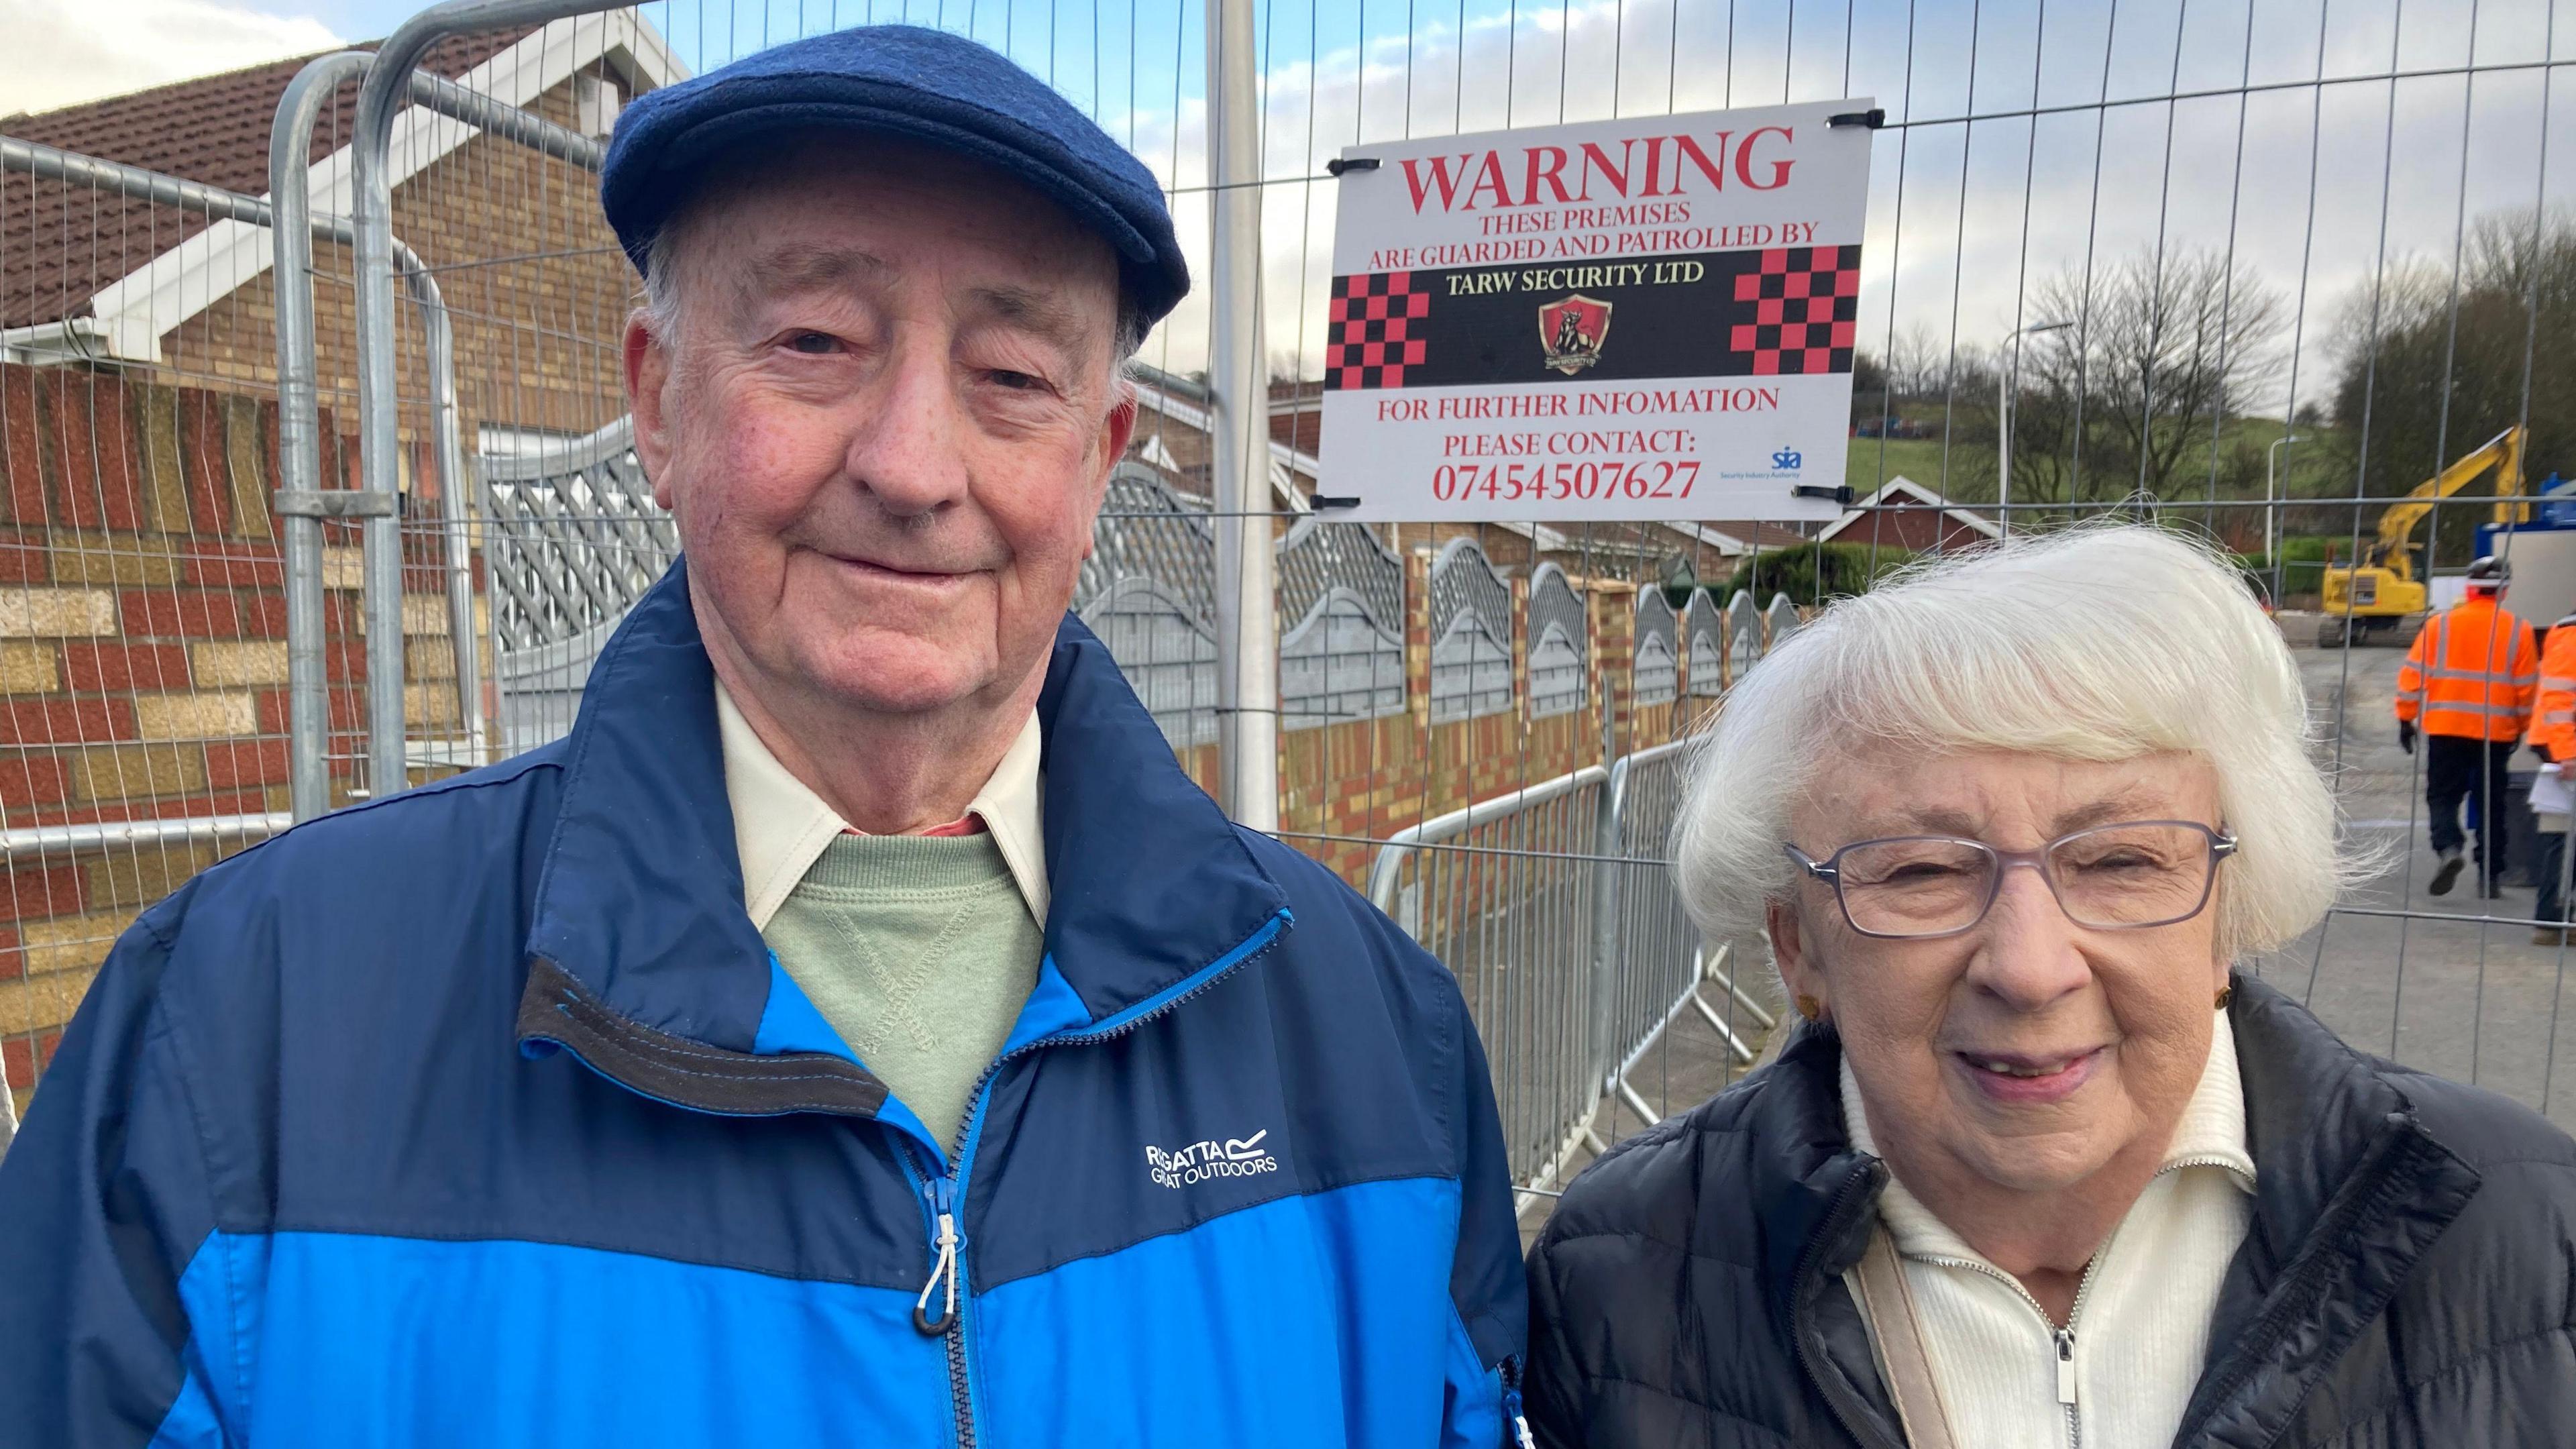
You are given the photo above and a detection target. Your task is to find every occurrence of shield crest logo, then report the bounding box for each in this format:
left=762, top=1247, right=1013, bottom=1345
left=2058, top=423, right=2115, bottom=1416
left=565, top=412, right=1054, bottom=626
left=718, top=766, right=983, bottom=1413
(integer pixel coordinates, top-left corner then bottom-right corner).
left=1538, top=294, right=1613, bottom=375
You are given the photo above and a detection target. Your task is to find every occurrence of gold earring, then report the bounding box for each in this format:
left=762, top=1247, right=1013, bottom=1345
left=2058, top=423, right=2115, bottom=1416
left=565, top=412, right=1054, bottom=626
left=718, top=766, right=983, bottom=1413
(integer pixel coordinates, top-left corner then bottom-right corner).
left=1795, top=994, right=1823, bottom=1021
left=2214, top=985, right=2234, bottom=1010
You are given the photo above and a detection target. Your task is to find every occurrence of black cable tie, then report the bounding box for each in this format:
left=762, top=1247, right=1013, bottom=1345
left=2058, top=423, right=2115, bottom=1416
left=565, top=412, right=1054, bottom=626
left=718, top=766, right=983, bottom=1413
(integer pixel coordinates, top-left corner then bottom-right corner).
left=1792, top=484, right=1856, bottom=505
left=1324, top=157, right=1381, bottom=176
left=1827, top=108, right=1886, bottom=129
left=1309, top=494, right=1362, bottom=509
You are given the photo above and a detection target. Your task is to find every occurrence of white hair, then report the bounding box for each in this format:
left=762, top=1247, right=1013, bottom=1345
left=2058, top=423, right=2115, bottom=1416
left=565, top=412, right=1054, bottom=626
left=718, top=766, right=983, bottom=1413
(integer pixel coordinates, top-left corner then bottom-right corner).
left=1672, top=524, right=2353, bottom=964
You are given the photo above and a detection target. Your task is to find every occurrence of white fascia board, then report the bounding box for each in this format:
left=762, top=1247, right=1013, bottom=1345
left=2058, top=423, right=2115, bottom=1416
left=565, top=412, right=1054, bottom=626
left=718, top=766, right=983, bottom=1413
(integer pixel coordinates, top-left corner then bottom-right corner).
left=1656, top=521, right=1750, bottom=557
left=83, top=9, right=682, bottom=363
left=1817, top=474, right=2001, bottom=542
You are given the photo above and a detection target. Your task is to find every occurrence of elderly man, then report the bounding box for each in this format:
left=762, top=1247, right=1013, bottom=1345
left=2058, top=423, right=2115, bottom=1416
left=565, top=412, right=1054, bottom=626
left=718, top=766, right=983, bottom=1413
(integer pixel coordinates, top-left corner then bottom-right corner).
left=0, top=28, right=1524, bottom=1447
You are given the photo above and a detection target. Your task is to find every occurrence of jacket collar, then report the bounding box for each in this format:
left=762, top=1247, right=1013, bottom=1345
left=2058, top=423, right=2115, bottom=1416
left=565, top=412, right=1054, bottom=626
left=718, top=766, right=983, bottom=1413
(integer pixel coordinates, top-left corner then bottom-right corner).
left=1747, top=1023, right=1882, bottom=1324
left=1739, top=1024, right=1901, bottom=1449
left=2176, top=975, right=2483, bottom=1443
left=516, top=558, right=1289, bottom=1111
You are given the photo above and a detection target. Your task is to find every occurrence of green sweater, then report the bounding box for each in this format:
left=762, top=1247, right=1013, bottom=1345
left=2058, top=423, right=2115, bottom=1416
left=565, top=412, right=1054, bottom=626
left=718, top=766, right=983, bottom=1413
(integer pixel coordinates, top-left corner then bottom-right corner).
left=759, top=831, right=1043, bottom=1151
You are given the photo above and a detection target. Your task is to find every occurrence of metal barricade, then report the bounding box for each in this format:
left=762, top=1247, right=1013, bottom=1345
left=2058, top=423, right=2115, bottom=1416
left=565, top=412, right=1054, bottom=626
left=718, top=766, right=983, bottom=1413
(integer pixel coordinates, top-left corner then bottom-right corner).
left=1358, top=739, right=1777, bottom=1205
left=15, top=0, right=2562, bottom=1158
left=0, top=134, right=411, bottom=1130
left=1367, top=765, right=1609, bottom=1199
left=1593, top=737, right=1774, bottom=1124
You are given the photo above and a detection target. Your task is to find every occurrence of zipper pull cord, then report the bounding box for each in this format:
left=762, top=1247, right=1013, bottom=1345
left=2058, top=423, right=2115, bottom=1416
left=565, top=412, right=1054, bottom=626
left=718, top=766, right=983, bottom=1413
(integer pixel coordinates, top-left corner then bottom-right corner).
left=913, top=1210, right=960, bottom=1336
left=1501, top=1354, right=1535, bottom=1449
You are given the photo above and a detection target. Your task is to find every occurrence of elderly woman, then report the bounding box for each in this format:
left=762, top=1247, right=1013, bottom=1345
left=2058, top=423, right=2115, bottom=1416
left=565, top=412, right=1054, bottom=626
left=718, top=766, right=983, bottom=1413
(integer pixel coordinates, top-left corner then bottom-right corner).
left=1523, top=527, right=2576, bottom=1448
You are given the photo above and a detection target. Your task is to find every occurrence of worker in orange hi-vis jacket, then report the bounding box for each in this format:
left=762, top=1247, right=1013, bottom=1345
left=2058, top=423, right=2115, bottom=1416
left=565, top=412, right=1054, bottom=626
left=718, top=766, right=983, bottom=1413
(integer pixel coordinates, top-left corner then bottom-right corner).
left=2526, top=608, right=2576, bottom=942
left=2396, top=555, right=2540, bottom=899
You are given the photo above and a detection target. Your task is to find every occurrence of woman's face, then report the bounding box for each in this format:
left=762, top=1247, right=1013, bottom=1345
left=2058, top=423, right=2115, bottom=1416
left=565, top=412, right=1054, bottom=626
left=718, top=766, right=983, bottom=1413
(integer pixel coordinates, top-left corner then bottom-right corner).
left=1773, top=746, right=2229, bottom=1197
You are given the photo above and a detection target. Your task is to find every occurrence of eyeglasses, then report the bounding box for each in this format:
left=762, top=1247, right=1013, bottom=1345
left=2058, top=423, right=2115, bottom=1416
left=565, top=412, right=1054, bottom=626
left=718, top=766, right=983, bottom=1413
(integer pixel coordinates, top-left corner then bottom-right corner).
left=1783, top=820, right=2237, bottom=940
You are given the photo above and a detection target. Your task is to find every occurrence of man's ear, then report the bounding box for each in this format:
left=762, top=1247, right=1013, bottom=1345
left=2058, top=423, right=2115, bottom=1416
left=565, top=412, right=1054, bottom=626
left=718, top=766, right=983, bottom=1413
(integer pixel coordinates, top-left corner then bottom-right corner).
left=1079, top=388, right=1138, bottom=561
left=623, top=309, right=678, bottom=511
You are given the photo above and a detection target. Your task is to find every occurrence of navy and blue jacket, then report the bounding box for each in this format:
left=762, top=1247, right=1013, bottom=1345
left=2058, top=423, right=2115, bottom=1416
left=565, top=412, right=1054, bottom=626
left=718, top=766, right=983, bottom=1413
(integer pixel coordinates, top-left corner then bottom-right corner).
left=0, top=561, right=1527, bottom=1446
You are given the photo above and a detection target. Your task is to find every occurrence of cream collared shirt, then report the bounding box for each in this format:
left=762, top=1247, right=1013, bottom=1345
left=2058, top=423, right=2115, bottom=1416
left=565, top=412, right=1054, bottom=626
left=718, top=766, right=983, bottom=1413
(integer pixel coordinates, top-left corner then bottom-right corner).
left=1841, top=1013, right=2257, bottom=1449
left=714, top=680, right=1049, bottom=929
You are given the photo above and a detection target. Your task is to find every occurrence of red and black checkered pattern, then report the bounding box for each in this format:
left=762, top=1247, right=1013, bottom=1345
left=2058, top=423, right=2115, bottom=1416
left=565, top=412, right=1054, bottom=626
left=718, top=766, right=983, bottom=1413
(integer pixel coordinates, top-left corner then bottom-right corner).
left=1727, top=245, right=1860, bottom=376
left=1326, top=272, right=1430, bottom=390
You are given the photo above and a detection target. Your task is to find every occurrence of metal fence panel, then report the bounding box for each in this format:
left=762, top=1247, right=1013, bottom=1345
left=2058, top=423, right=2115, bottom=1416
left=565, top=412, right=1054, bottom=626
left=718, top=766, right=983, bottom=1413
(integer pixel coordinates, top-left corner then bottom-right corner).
left=1277, top=515, right=1407, bottom=729
left=1525, top=564, right=1589, bottom=722
left=478, top=419, right=674, bottom=753
left=1, top=137, right=354, bottom=1128
left=1368, top=765, right=1610, bottom=1195
left=8, top=0, right=2567, bottom=1189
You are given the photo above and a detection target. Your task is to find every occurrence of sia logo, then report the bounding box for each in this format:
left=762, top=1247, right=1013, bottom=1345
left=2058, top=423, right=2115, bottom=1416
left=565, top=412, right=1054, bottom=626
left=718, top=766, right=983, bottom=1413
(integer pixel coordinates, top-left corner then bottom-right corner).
left=1538, top=294, right=1613, bottom=375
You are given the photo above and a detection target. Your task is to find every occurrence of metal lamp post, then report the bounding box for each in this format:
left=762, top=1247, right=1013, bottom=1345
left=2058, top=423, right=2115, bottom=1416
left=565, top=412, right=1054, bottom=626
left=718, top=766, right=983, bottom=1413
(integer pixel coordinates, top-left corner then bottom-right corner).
left=1998, top=319, right=2074, bottom=529
left=2266, top=433, right=2305, bottom=565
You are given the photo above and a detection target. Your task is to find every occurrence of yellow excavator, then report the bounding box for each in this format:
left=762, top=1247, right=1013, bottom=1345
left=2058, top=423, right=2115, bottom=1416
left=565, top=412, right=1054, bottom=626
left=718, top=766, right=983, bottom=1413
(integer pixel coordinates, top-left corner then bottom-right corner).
left=2318, top=425, right=2528, bottom=645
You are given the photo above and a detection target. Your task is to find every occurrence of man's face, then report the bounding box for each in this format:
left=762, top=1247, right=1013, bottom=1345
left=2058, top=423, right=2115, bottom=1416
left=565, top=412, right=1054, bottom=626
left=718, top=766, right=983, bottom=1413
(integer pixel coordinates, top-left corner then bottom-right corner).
left=626, top=141, right=1136, bottom=720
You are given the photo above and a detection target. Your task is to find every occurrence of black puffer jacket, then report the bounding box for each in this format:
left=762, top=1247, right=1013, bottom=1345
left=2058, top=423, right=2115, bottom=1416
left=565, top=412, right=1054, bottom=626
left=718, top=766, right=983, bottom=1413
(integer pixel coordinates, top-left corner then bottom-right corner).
left=1524, top=975, right=2576, bottom=1447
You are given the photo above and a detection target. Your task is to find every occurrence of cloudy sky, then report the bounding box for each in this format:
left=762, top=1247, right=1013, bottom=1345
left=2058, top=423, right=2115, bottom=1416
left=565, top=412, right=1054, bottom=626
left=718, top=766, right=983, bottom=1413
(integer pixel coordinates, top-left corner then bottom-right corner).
left=9, top=0, right=2569, bottom=417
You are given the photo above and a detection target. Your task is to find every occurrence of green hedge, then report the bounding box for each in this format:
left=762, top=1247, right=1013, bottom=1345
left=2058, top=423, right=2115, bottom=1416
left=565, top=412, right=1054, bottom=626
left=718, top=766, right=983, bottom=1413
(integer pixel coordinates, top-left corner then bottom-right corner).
left=2239, top=535, right=2334, bottom=597
left=1722, top=541, right=1916, bottom=603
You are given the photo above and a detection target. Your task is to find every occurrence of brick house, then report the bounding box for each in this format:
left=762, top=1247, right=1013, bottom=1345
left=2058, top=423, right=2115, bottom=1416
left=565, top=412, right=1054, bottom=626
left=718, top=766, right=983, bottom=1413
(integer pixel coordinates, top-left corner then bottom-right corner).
left=0, top=17, right=678, bottom=1119
left=1814, top=476, right=2000, bottom=554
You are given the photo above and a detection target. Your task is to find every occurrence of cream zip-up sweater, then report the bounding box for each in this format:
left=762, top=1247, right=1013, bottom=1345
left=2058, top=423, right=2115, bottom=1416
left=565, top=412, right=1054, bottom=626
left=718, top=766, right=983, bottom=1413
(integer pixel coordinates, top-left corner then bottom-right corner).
left=1841, top=1014, right=2255, bottom=1449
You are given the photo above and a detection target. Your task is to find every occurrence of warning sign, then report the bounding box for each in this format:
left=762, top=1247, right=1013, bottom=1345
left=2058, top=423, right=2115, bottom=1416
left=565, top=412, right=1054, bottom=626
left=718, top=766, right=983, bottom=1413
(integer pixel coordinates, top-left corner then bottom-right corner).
left=1317, top=100, right=1876, bottom=522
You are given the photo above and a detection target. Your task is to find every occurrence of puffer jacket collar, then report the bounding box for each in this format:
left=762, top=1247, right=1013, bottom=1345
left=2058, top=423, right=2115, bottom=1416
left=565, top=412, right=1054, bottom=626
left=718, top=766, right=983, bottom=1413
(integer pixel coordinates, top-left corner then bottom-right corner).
left=1745, top=975, right=2483, bottom=1449
left=2175, top=977, right=2483, bottom=1445
left=513, top=557, right=1290, bottom=1118
left=1737, top=1024, right=1904, bottom=1448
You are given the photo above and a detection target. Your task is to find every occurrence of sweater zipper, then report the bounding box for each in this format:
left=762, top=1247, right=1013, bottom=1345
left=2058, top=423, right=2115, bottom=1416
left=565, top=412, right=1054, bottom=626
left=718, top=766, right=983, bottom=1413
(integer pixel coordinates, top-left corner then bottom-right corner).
left=1896, top=1152, right=2235, bottom=1449
left=1902, top=1247, right=2104, bottom=1449
left=906, top=909, right=1291, bottom=1449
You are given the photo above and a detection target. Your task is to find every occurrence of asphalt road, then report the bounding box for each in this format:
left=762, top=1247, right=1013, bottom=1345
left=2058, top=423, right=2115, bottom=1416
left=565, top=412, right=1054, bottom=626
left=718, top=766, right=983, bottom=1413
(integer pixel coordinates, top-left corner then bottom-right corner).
left=2262, top=628, right=2576, bottom=1128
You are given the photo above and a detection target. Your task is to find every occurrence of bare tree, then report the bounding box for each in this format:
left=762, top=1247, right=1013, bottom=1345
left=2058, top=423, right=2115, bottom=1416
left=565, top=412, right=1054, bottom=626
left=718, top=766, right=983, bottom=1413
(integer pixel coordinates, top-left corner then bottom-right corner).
left=1996, top=250, right=2288, bottom=507
left=2328, top=209, right=2576, bottom=566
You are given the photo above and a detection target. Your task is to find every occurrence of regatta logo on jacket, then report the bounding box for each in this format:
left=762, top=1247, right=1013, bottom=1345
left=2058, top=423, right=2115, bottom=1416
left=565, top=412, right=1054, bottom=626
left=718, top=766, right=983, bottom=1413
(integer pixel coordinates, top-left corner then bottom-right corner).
left=1146, top=1129, right=1279, bottom=1187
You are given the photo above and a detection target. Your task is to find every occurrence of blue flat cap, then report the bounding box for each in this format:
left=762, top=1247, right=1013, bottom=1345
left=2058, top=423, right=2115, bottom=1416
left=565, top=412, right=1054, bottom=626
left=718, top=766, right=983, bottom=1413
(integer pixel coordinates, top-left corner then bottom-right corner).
left=602, top=25, right=1188, bottom=326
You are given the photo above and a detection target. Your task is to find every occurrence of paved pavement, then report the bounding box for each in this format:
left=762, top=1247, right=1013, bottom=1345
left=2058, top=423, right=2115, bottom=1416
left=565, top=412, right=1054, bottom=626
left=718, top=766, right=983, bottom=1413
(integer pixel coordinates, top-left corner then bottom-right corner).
left=1519, top=622, right=2576, bottom=1242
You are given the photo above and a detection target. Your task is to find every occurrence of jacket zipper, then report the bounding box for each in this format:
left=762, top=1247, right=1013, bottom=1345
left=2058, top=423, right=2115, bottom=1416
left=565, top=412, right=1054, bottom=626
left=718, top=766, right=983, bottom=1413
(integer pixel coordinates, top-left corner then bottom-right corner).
left=1792, top=1163, right=1907, bottom=1449
left=906, top=910, right=1292, bottom=1449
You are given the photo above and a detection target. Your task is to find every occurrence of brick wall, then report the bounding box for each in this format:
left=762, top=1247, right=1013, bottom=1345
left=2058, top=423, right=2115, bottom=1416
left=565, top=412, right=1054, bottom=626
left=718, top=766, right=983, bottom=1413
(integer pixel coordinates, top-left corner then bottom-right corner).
left=156, top=74, right=634, bottom=447
left=0, top=362, right=477, bottom=1120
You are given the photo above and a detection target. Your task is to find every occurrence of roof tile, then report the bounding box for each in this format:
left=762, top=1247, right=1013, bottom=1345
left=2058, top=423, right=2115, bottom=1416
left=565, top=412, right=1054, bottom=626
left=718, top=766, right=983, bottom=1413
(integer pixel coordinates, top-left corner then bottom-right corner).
left=3, top=29, right=533, bottom=330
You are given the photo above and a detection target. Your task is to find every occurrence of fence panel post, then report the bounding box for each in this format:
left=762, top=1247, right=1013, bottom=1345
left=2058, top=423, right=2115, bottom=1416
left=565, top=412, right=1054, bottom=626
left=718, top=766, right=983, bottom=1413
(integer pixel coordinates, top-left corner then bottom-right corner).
left=1205, top=0, right=1277, bottom=830
left=270, top=52, right=372, bottom=821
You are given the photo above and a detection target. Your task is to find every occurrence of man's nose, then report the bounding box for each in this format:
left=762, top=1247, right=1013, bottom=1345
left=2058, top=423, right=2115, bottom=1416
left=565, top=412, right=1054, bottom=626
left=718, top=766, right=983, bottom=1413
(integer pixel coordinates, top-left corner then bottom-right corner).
left=842, top=339, right=971, bottom=519
left=1965, top=861, right=2091, bottom=1010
